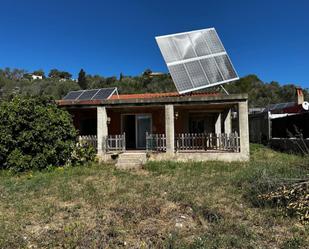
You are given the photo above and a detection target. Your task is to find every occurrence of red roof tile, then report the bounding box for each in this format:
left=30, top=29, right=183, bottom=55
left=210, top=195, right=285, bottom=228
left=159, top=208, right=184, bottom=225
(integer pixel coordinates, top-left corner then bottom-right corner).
left=109, top=91, right=219, bottom=100
left=56, top=91, right=220, bottom=106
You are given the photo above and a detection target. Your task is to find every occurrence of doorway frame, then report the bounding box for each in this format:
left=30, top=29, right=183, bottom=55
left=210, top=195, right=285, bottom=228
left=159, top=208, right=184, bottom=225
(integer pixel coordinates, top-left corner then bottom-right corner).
left=121, top=113, right=152, bottom=150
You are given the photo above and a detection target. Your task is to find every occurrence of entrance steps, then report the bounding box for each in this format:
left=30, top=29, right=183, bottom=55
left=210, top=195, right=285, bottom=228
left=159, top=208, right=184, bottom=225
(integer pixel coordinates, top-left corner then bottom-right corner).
left=115, top=152, right=147, bottom=169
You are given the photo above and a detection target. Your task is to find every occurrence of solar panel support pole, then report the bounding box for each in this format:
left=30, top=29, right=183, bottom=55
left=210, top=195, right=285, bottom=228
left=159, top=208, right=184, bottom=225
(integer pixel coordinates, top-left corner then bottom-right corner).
left=220, top=85, right=229, bottom=95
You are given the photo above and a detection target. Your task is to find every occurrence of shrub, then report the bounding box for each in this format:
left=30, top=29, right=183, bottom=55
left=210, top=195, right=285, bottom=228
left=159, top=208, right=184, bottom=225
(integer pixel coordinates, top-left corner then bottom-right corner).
left=0, top=96, right=77, bottom=171
left=70, top=144, right=97, bottom=166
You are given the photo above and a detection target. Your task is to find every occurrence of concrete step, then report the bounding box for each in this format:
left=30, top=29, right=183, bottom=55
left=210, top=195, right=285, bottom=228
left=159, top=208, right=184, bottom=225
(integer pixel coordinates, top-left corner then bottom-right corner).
left=119, top=153, right=146, bottom=157
left=115, top=152, right=147, bottom=170
left=117, top=158, right=144, bottom=163
left=115, top=162, right=143, bottom=170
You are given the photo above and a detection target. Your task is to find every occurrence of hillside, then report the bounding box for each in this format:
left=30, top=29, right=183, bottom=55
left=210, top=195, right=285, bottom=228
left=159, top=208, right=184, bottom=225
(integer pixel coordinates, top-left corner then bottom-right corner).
left=0, top=68, right=308, bottom=107
left=0, top=145, right=308, bottom=248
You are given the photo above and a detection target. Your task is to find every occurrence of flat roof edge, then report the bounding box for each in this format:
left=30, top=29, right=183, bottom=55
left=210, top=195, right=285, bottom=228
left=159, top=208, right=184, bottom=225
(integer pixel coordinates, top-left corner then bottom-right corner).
left=57, top=93, right=248, bottom=107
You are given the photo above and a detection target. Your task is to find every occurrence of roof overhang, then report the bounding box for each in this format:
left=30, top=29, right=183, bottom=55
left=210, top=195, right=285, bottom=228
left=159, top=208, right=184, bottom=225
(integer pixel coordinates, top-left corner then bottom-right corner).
left=56, top=93, right=248, bottom=108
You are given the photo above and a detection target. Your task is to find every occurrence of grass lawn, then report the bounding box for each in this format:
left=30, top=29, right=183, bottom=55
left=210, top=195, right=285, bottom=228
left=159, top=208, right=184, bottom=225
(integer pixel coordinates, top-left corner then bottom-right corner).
left=0, top=144, right=308, bottom=248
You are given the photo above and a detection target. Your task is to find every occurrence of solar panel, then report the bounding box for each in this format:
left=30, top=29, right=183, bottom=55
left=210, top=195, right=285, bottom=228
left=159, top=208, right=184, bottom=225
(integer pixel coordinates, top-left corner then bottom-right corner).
left=156, top=28, right=239, bottom=94
left=62, top=87, right=117, bottom=101
left=78, top=89, right=100, bottom=100
left=63, top=90, right=83, bottom=100
left=93, top=88, right=117, bottom=100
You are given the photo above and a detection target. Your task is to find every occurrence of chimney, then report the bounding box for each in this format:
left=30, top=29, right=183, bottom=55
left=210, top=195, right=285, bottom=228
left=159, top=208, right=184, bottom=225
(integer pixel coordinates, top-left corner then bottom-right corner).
left=295, top=87, right=304, bottom=105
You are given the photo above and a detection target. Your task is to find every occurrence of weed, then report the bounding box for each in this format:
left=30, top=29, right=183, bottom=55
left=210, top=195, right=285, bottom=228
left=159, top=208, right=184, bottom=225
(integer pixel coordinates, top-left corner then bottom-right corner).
left=0, top=144, right=308, bottom=248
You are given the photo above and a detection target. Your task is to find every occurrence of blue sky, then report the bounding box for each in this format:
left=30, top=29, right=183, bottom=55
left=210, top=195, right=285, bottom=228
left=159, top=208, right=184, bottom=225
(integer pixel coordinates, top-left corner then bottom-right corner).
left=0, top=0, right=308, bottom=88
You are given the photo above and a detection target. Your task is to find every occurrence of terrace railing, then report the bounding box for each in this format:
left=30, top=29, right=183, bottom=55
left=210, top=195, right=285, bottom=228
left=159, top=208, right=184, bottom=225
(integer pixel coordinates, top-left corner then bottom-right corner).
left=146, top=133, right=166, bottom=152
left=105, top=133, right=126, bottom=152
left=78, top=134, right=126, bottom=152
left=175, top=133, right=240, bottom=152
left=145, top=132, right=240, bottom=152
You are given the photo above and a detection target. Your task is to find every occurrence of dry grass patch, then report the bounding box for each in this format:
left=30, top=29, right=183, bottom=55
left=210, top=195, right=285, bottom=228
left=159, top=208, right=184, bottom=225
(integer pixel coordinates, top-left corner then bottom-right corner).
left=0, top=144, right=308, bottom=248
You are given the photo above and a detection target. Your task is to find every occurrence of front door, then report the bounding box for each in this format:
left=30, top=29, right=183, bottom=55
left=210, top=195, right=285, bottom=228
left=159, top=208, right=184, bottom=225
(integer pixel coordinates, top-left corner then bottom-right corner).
left=136, top=114, right=152, bottom=149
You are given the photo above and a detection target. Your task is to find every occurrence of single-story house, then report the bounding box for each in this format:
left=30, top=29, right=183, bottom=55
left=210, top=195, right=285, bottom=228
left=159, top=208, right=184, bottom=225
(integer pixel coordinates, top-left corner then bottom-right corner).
left=57, top=91, right=249, bottom=163
left=249, top=87, right=309, bottom=153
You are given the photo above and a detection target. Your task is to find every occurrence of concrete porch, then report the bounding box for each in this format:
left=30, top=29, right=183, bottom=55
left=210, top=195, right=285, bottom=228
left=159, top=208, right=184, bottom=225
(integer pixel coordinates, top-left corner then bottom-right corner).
left=94, top=94, right=249, bottom=162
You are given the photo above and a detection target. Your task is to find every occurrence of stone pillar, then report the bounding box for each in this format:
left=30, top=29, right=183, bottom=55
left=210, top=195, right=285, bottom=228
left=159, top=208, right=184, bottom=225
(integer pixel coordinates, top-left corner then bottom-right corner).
left=223, top=109, right=232, bottom=134
left=165, top=104, right=175, bottom=154
left=97, top=106, right=108, bottom=155
left=215, top=113, right=222, bottom=134
left=238, top=101, right=250, bottom=157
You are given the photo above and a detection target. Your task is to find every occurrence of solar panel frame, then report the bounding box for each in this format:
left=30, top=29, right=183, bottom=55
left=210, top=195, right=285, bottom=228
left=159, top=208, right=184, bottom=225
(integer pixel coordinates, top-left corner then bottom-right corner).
left=156, top=28, right=239, bottom=94
left=77, top=89, right=100, bottom=100
left=92, top=88, right=117, bottom=100
left=62, top=87, right=118, bottom=101
left=63, top=90, right=84, bottom=100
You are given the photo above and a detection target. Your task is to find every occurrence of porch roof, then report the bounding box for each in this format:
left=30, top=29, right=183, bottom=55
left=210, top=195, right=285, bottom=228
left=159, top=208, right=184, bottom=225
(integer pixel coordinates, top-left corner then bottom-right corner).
left=57, top=92, right=247, bottom=108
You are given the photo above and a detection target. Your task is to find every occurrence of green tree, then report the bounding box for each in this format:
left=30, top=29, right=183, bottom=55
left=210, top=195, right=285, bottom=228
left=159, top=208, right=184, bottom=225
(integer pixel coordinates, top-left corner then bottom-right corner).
left=78, top=69, right=87, bottom=89
left=60, top=71, right=72, bottom=79
left=48, top=69, right=61, bottom=78
left=33, top=69, right=46, bottom=78
left=119, top=72, right=124, bottom=82
left=48, top=69, right=72, bottom=79
left=143, top=68, right=152, bottom=76
left=0, top=96, right=77, bottom=171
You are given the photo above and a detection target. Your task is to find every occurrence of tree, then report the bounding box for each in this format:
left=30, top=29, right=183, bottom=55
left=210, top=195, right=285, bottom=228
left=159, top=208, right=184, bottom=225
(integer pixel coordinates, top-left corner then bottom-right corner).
left=119, top=72, right=124, bottom=82
left=78, top=69, right=87, bottom=89
left=48, top=69, right=61, bottom=78
left=60, top=71, right=72, bottom=79
left=33, top=69, right=46, bottom=78
left=143, top=68, right=152, bottom=77
left=48, top=69, right=72, bottom=79
left=106, top=76, right=117, bottom=85
left=0, top=96, right=77, bottom=171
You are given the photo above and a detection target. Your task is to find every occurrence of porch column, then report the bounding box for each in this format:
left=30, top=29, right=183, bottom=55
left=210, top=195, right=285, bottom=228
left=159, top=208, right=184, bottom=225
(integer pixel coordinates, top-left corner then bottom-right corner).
left=223, top=109, right=232, bottom=134
left=97, top=106, right=108, bottom=155
left=238, top=101, right=249, bottom=156
left=165, top=104, right=175, bottom=154
left=215, top=113, right=222, bottom=134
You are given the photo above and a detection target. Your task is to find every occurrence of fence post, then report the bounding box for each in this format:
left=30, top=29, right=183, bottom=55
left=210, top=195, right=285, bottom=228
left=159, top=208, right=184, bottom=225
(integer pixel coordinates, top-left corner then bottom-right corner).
left=122, top=132, right=126, bottom=151
left=146, top=132, right=149, bottom=152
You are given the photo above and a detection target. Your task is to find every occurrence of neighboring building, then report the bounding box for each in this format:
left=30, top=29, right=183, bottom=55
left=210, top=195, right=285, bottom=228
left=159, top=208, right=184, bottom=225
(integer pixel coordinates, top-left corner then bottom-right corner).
left=249, top=88, right=309, bottom=153
left=149, top=72, right=165, bottom=77
left=31, top=74, right=43, bottom=80
left=57, top=90, right=250, bottom=163
left=23, top=73, right=44, bottom=80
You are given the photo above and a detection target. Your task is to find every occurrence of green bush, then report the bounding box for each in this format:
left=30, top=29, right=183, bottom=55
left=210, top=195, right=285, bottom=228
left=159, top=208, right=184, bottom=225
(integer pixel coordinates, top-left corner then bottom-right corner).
left=0, top=96, right=77, bottom=172
left=70, top=144, right=97, bottom=166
